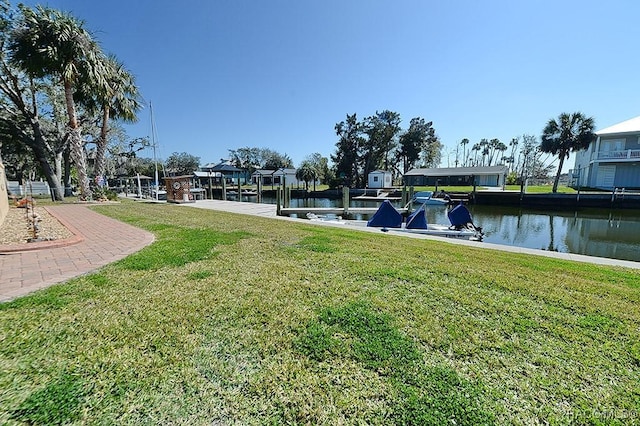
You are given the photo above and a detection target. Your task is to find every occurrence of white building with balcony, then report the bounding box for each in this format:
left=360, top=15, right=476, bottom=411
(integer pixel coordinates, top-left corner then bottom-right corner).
left=571, top=116, right=640, bottom=190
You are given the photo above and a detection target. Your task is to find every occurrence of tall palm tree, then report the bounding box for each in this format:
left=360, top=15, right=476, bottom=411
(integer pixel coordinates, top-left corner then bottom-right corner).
left=79, top=54, right=141, bottom=184
left=9, top=5, right=106, bottom=200
left=541, top=112, right=595, bottom=193
left=509, top=137, right=519, bottom=173
left=471, top=143, right=480, bottom=166
left=460, top=138, right=469, bottom=167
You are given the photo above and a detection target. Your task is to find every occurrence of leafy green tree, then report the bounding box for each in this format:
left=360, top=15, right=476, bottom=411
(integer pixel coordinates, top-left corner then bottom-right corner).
left=0, top=119, right=36, bottom=184
left=109, top=137, right=150, bottom=177
left=165, top=151, right=200, bottom=176
left=305, top=152, right=331, bottom=184
left=541, top=112, right=595, bottom=192
left=362, top=110, right=401, bottom=176
left=419, top=131, right=442, bottom=169
left=397, top=118, right=438, bottom=172
left=332, top=113, right=364, bottom=187
left=261, top=148, right=293, bottom=170
left=0, top=3, right=66, bottom=199
left=229, top=147, right=261, bottom=173
left=228, top=147, right=292, bottom=171
left=9, top=4, right=106, bottom=200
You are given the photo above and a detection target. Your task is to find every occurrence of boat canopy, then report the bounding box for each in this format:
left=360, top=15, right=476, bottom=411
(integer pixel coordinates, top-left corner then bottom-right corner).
left=448, top=203, right=473, bottom=228
left=406, top=205, right=428, bottom=229
left=367, top=200, right=402, bottom=228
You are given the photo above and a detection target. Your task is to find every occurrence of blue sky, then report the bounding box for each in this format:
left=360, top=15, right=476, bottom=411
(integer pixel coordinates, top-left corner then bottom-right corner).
left=22, top=0, right=640, bottom=172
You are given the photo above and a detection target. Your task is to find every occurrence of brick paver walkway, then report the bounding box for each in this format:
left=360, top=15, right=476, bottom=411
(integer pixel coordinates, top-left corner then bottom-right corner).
left=0, top=205, right=154, bottom=303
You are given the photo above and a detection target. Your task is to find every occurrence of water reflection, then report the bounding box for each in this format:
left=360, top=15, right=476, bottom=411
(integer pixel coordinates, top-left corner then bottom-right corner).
left=250, top=196, right=640, bottom=262
left=465, top=205, right=640, bottom=262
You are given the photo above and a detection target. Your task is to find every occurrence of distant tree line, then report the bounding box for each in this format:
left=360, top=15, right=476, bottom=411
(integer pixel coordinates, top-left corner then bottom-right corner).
left=331, top=111, right=442, bottom=188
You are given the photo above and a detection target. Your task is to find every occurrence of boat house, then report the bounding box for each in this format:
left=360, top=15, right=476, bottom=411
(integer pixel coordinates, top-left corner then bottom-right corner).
left=403, top=166, right=508, bottom=187
left=571, top=116, right=640, bottom=190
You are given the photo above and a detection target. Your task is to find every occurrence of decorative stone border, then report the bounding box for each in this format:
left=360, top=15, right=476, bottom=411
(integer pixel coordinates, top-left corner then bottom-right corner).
left=0, top=206, right=84, bottom=253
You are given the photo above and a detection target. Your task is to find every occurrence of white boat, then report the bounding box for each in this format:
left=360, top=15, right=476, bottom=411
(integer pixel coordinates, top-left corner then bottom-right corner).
left=306, top=212, right=347, bottom=224
left=413, top=191, right=449, bottom=205
left=365, top=200, right=483, bottom=240
left=227, top=190, right=258, bottom=197
left=391, top=224, right=480, bottom=239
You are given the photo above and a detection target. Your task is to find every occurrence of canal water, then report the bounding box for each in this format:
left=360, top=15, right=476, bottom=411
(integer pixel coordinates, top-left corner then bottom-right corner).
left=244, top=196, right=640, bottom=263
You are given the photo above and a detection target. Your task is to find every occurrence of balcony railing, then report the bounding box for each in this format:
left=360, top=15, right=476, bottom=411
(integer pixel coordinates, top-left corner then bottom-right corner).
left=597, top=149, right=640, bottom=160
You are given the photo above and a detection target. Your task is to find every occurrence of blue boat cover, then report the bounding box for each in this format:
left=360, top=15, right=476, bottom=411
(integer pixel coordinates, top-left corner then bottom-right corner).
left=406, top=205, right=428, bottom=229
left=448, top=203, right=473, bottom=228
left=367, top=200, right=402, bottom=228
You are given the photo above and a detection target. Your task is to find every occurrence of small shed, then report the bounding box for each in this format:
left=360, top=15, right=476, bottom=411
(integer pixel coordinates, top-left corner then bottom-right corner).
left=165, top=175, right=195, bottom=203
left=368, top=170, right=393, bottom=189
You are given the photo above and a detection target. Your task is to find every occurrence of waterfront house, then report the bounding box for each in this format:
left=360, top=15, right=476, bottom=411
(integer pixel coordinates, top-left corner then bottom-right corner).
left=201, top=160, right=244, bottom=184
left=367, top=170, right=393, bottom=189
left=403, top=166, right=508, bottom=188
left=571, top=116, right=640, bottom=190
left=251, top=168, right=302, bottom=188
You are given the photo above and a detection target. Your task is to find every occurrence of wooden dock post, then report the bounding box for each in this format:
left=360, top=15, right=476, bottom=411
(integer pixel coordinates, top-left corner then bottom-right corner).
left=222, top=179, right=227, bottom=201
left=343, top=186, right=349, bottom=216
left=408, top=186, right=414, bottom=209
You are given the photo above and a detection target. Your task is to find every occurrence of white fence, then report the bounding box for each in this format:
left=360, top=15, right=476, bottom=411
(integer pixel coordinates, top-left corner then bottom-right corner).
left=7, top=180, right=51, bottom=196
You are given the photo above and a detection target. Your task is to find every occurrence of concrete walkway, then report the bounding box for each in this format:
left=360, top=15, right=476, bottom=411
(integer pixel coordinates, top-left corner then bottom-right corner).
left=181, top=199, right=640, bottom=270
left=0, top=205, right=155, bottom=303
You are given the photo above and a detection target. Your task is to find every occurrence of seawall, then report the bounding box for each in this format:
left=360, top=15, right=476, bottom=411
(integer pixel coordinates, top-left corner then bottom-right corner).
left=472, top=191, right=640, bottom=209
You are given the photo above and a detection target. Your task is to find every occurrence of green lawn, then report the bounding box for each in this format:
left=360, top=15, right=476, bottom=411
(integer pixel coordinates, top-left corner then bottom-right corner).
left=1, top=200, right=639, bottom=424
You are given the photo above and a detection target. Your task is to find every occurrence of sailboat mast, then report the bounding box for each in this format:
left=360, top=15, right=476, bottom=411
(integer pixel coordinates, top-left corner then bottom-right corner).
left=150, top=102, right=159, bottom=200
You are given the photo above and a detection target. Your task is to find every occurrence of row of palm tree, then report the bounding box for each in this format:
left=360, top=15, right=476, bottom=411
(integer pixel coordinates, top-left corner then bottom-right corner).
left=461, top=138, right=509, bottom=168
left=454, top=112, right=595, bottom=193
left=4, top=3, right=140, bottom=200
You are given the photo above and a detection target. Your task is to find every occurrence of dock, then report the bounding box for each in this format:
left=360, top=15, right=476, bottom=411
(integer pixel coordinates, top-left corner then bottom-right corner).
left=352, top=190, right=401, bottom=201
left=279, top=207, right=408, bottom=216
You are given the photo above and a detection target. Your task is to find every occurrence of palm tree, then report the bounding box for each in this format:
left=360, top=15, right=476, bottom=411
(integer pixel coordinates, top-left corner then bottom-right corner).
left=80, top=54, right=141, bottom=184
left=508, top=137, right=519, bottom=173
left=295, top=161, right=317, bottom=191
left=487, top=138, right=501, bottom=166
left=541, top=112, right=595, bottom=193
left=460, top=138, right=469, bottom=167
left=471, top=143, right=481, bottom=166
left=9, top=5, right=106, bottom=200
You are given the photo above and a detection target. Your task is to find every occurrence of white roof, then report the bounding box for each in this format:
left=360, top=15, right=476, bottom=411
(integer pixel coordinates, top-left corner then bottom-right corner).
left=194, top=171, right=222, bottom=177
left=596, top=115, right=640, bottom=136
left=405, top=166, right=508, bottom=177
left=252, top=168, right=296, bottom=175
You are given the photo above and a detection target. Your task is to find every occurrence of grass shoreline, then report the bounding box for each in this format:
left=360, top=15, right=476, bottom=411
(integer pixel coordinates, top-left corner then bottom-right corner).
left=1, top=200, right=639, bottom=424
